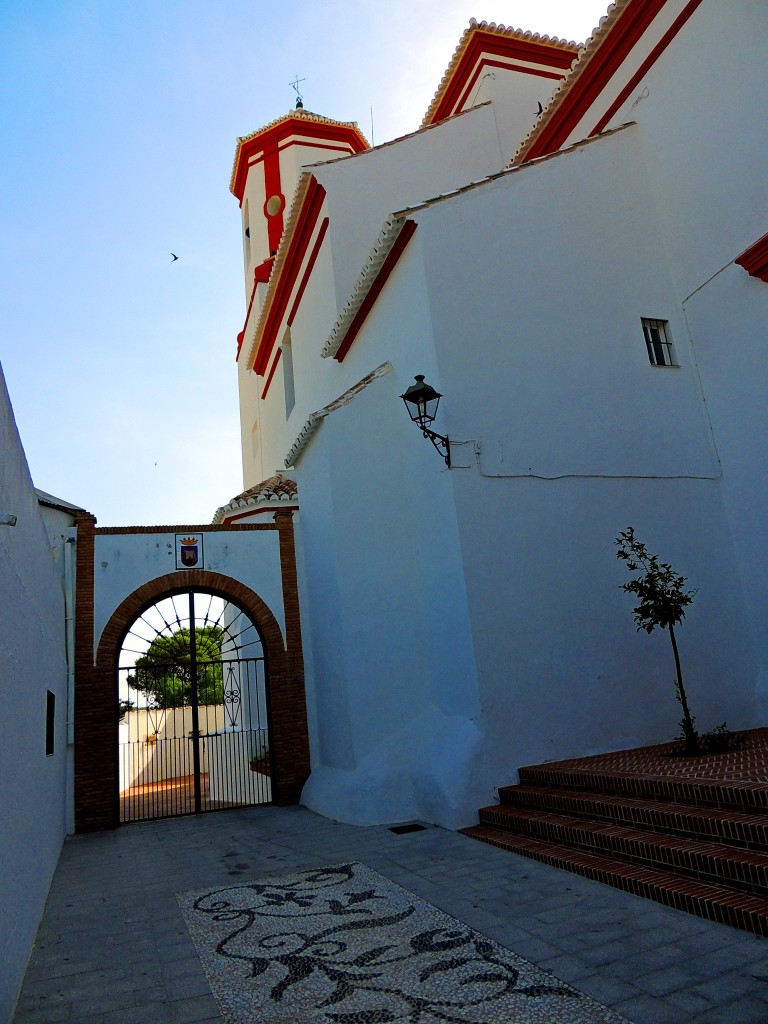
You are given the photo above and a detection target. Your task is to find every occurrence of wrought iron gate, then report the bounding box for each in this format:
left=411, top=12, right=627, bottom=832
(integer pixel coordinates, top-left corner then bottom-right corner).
left=118, top=592, right=271, bottom=822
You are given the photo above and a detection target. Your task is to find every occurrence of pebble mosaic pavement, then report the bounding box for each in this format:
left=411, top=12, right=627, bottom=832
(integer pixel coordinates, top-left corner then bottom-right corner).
left=178, top=862, right=630, bottom=1024
left=13, top=803, right=768, bottom=1024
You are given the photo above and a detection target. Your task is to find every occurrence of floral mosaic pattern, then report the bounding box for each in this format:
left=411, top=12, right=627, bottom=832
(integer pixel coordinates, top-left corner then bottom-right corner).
left=178, top=863, right=629, bottom=1024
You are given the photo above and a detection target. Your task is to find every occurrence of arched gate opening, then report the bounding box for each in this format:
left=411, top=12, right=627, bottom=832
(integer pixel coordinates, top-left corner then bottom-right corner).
left=74, top=522, right=310, bottom=834
left=118, top=590, right=271, bottom=822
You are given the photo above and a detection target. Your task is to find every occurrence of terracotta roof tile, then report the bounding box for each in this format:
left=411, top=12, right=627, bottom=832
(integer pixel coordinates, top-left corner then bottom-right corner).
left=212, top=473, right=297, bottom=524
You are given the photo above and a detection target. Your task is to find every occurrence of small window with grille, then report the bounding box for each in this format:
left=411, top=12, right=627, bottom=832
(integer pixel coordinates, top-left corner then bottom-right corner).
left=642, top=318, right=676, bottom=367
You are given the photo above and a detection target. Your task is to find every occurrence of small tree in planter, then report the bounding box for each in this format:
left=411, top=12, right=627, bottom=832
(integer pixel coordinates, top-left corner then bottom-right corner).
left=615, top=527, right=699, bottom=754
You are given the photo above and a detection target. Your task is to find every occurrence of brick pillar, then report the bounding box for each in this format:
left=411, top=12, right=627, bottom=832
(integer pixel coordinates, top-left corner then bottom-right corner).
left=73, top=512, right=119, bottom=831
left=271, top=510, right=310, bottom=803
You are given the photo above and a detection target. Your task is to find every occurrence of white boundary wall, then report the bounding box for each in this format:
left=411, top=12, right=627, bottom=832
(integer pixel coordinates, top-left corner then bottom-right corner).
left=0, top=366, right=69, bottom=1022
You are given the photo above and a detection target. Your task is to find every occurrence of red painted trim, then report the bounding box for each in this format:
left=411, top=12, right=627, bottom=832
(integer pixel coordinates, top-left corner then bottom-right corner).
left=335, top=221, right=418, bottom=363
left=222, top=504, right=299, bottom=525
left=735, top=233, right=768, bottom=282
left=277, top=140, right=358, bottom=157
left=246, top=140, right=360, bottom=168
left=254, top=256, right=275, bottom=284
left=237, top=257, right=275, bottom=363
left=287, top=217, right=329, bottom=326
left=261, top=348, right=282, bottom=399
left=452, top=58, right=565, bottom=117
left=232, top=117, right=368, bottom=200
left=263, top=192, right=285, bottom=219
left=428, top=31, right=577, bottom=125
left=263, top=148, right=284, bottom=254
left=589, top=0, right=705, bottom=136
left=521, top=0, right=701, bottom=162
left=253, top=178, right=327, bottom=376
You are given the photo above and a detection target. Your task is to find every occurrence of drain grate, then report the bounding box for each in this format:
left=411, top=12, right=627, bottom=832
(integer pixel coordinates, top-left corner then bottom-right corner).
left=389, top=823, right=427, bottom=835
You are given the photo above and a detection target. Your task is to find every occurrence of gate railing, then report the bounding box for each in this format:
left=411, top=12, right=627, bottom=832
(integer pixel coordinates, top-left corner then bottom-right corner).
left=118, top=657, right=270, bottom=822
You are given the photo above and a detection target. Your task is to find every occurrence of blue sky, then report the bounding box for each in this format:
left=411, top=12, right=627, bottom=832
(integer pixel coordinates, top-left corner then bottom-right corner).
left=1, top=1, right=609, bottom=526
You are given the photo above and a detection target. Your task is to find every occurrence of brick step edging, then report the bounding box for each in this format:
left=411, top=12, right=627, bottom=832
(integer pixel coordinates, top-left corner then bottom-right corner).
left=494, top=785, right=768, bottom=849
left=460, top=825, right=768, bottom=937
left=476, top=805, right=768, bottom=895
left=515, top=767, right=768, bottom=812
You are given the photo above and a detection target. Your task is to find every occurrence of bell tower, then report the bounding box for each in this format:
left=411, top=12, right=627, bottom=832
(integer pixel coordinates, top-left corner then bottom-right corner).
left=230, top=107, right=368, bottom=298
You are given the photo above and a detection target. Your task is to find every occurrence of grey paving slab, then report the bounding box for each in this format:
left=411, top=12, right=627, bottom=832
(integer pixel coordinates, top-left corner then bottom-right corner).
left=12, top=805, right=768, bottom=1024
left=611, top=993, right=686, bottom=1024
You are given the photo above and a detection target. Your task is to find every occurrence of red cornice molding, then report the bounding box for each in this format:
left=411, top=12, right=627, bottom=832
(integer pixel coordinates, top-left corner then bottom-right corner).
left=253, top=178, right=327, bottom=376
left=335, top=221, right=418, bottom=363
left=735, top=233, right=768, bottom=282
left=520, top=0, right=694, bottom=163
left=232, top=118, right=368, bottom=201
left=428, top=31, right=577, bottom=125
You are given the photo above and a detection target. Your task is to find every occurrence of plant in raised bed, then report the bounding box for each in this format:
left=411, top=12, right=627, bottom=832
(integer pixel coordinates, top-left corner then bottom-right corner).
left=615, top=527, right=700, bottom=754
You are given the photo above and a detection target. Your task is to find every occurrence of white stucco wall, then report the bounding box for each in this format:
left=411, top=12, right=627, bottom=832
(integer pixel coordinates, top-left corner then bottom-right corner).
left=0, top=367, right=69, bottom=1023
left=284, top=239, right=480, bottom=827
left=238, top=350, right=265, bottom=487
left=235, top=2, right=767, bottom=831
left=683, top=269, right=768, bottom=717
left=311, top=103, right=506, bottom=311
left=93, top=528, right=287, bottom=655
left=295, top=113, right=761, bottom=828
left=473, top=66, right=568, bottom=163
left=581, top=0, right=768, bottom=717
left=412, top=123, right=759, bottom=808
left=298, top=366, right=482, bottom=829
left=601, top=0, right=767, bottom=304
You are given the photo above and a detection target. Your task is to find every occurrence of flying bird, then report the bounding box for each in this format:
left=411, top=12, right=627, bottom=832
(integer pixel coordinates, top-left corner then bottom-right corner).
left=170, top=253, right=179, bottom=262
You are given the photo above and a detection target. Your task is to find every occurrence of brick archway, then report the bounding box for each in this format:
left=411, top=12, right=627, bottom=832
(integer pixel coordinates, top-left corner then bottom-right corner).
left=75, top=565, right=309, bottom=832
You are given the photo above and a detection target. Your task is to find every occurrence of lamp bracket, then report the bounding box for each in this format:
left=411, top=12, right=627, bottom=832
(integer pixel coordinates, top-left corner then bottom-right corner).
left=421, top=427, right=451, bottom=468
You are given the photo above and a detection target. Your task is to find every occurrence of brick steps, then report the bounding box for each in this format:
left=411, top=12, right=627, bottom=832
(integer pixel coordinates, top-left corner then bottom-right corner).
left=496, top=784, right=768, bottom=849
left=473, top=804, right=768, bottom=895
left=460, top=824, right=768, bottom=936
left=461, top=750, right=768, bottom=935
left=516, top=765, right=768, bottom=813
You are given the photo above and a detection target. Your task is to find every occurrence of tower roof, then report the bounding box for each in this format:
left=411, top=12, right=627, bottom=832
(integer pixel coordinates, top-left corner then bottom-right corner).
left=230, top=109, right=369, bottom=201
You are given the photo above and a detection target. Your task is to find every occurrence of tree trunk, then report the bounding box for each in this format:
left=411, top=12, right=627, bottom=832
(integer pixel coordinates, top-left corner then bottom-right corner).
left=669, top=622, right=698, bottom=753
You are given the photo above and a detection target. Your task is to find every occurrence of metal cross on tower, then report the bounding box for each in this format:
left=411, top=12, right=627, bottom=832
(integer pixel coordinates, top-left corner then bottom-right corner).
left=290, top=76, right=305, bottom=109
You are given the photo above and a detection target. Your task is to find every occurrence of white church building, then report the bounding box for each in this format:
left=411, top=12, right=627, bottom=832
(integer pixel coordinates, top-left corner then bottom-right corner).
left=227, top=0, right=768, bottom=830
left=2, top=0, right=768, bottom=1016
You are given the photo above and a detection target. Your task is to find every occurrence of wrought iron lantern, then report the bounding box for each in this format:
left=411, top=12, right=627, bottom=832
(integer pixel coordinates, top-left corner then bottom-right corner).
left=400, top=375, right=451, bottom=467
